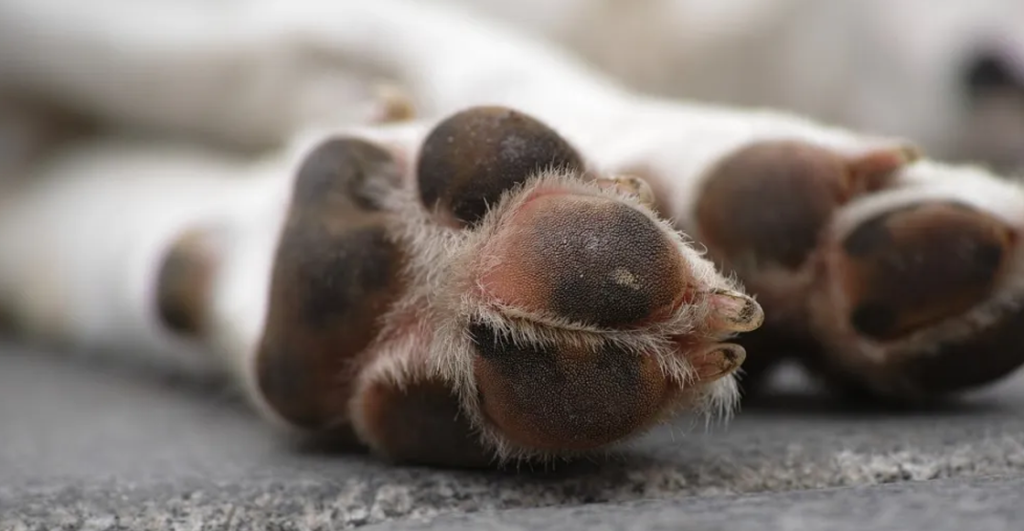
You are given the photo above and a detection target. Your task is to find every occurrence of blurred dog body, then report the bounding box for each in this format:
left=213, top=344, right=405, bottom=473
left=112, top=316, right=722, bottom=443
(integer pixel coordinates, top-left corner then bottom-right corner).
left=434, top=0, right=1024, bottom=169
left=1, top=0, right=1022, bottom=169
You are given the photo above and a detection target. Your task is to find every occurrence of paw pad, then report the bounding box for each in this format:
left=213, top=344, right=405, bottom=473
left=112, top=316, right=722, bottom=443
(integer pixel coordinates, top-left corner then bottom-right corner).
left=358, top=377, right=492, bottom=467
left=479, top=192, right=689, bottom=328
left=697, top=141, right=852, bottom=270
left=416, top=106, right=584, bottom=227
left=837, top=201, right=1014, bottom=341
left=469, top=322, right=669, bottom=451
left=256, top=138, right=409, bottom=429
left=155, top=229, right=219, bottom=336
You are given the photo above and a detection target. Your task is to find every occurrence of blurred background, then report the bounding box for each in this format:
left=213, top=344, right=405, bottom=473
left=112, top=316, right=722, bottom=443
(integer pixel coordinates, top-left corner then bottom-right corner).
left=0, top=0, right=1022, bottom=184
left=442, top=0, right=1024, bottom=173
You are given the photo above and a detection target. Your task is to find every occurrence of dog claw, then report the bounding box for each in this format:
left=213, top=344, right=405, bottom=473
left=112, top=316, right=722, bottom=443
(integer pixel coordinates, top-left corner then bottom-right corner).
left=690, top=343, right=747, bottom=383
left=708, top=288, right=765, bottom=333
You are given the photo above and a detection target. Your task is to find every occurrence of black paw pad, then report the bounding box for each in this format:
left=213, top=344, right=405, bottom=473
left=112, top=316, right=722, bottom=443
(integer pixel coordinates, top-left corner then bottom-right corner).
left=292, top=136, right=401, bottom=213
left=468, top=322, right=668, bottom=451
left=480, top=193, right=689, bottom=328
left=696, top=141, right=851, bottom=271
left=257, top=221, right=407, bottom=429
left=416, top=106, right=584, bottom=227
left=839, top=201, right=1014, bottom=341
left=155, top=230, right=217, bottom=336
left=358, top=377, right=493, bottom=467
left=255, top=139, right=409, bottom=429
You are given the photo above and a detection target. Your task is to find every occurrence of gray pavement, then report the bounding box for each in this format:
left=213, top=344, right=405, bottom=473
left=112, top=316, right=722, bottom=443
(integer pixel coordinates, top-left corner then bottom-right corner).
left=366, top=476, right=1024, bottom=531
left=2, top=343, right=1024, bottom=530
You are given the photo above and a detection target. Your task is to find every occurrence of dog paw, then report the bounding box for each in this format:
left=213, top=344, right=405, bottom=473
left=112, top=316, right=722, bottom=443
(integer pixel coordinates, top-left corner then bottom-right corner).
left=693, top=139, right=1024, bottom=402
left=806, top=178, right=1024, bottom=401
left=250, top=106, right=764, bottom=466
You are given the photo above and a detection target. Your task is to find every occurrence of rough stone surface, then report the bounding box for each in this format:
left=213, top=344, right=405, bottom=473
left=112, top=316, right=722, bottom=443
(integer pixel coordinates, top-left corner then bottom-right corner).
left=2, top=343, right=1024, bottom=530
left=366, top=477, right=1024, bottom=531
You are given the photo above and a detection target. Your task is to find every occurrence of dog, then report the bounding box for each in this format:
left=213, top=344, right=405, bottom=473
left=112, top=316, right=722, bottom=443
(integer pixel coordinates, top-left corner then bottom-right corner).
left=1, top=0, right=1023, bottom=468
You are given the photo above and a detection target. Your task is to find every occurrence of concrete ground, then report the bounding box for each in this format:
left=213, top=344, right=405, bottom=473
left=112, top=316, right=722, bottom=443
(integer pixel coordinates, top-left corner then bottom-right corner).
left=2, top=343, right=1024, bottom=530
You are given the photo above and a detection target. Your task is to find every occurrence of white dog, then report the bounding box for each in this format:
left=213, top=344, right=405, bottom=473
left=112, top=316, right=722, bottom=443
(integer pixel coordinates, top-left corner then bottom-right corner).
left=1, top=0, right=1023, bottom=468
